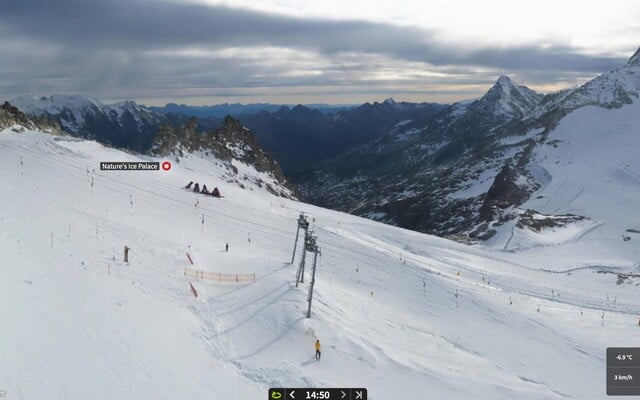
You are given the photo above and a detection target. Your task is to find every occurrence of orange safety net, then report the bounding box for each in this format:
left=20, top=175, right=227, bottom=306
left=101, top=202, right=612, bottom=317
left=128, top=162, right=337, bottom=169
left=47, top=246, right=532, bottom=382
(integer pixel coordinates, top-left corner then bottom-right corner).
left=184, top=267, right=256, bottom=283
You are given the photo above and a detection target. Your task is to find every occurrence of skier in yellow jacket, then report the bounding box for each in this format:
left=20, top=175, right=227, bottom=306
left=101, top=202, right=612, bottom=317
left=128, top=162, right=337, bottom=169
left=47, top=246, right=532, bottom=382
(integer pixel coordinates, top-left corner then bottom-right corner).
left=315, top=340, right=321, bottom=360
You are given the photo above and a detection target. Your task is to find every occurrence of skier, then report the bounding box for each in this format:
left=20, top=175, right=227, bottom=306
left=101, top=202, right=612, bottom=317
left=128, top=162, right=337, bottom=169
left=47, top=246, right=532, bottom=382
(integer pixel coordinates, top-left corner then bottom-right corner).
left=315, top=340, right=321, bottom=360
left=225, top=242, right=229, bottom=252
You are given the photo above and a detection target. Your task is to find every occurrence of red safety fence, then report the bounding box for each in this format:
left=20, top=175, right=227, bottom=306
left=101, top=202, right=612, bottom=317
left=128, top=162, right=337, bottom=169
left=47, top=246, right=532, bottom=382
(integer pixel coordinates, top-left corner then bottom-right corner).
left=184, top=267, right=256, bottom=283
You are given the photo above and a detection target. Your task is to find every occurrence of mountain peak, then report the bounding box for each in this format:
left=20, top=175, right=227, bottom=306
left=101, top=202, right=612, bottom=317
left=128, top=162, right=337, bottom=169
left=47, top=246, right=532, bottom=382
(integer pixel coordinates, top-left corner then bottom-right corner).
left=383, top=97, right=396, bottom=105
left=472, top=75, right=542, bottom=119
left=496, top=75, right=514, bottom=86
left=627, top=46, right=640, bottom=66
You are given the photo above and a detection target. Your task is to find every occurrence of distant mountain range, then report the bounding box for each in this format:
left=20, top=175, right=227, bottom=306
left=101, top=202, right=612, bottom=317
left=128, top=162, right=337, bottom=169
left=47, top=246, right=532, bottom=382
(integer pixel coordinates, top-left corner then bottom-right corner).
left=146, top=102, right=353, bottom=119
left=10, top=95, right=164, bottom=152
left=298, top=46, right=640, bottom=239
left=9, top=45, right=640, bottom=240
left=7, top=96, right=295, bottom=198
left=234, top=100, right=447, bottom=176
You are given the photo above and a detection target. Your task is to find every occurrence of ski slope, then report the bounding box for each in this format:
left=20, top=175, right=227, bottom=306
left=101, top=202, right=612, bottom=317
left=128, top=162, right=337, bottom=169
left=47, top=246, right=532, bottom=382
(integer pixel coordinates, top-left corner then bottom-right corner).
left=1, top=128, right=639, bottom=399
left=490, top=101, right=640, bottom=272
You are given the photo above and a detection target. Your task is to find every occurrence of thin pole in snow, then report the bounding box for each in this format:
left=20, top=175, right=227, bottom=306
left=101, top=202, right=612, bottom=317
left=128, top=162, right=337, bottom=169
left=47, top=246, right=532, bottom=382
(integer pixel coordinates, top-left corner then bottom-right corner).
left=306, top=248, right=320, bottom=318
left=291, top=213, right=309, bottom=264
left=301, top=232, right=319, bottom=318
left=296, top=244, right=307, bottom=287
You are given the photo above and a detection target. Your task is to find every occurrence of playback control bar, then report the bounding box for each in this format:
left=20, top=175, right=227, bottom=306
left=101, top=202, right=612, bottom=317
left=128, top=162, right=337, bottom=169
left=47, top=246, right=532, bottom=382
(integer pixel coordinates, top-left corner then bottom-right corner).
left=269, top=388, right=367, bottom=400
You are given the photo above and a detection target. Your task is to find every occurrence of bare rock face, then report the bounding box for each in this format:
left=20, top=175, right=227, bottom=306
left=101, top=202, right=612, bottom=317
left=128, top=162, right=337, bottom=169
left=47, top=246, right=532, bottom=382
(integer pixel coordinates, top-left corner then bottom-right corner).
left=150, top=115, right=297, bottom=199
left=0, top=101, right=61, bottom=133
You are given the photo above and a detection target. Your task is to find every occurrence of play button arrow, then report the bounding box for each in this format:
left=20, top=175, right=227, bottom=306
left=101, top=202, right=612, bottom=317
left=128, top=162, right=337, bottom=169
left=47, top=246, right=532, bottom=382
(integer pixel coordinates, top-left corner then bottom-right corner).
left=341, top=390, right=347, bottom=399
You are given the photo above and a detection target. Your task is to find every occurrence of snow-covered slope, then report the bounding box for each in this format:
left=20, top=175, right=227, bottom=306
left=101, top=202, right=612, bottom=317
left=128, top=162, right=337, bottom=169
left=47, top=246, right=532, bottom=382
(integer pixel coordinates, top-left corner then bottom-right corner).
left=473, top=75, right=543, bottom=120
left=2, top=127, right=639, bottom=399
left=489, top=100, right=640, bottom=268
left=10, top=95, right=165, bottom=151
left=299, top=75, right=543, bottom=236
left=11, top=95, right=161, bottom=134
left=530, top=49, right=640, bottom=120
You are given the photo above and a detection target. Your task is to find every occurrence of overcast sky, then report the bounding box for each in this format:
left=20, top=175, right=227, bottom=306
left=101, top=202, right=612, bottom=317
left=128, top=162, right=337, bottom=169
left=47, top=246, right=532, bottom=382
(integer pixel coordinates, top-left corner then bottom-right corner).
left=1, top=0, right=638, bottom=105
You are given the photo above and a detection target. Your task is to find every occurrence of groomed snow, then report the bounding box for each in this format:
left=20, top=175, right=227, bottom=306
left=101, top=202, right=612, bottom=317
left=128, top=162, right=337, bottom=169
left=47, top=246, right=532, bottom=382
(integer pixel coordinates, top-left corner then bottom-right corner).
left=491, top=101, right=640, bottom=271
left=1, top=128, right=639, bottom=400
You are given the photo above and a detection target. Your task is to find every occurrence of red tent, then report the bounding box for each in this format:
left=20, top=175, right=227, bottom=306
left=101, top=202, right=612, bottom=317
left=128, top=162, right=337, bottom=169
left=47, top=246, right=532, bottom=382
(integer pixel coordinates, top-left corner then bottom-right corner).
left=211, top=187, right=221, bottom=197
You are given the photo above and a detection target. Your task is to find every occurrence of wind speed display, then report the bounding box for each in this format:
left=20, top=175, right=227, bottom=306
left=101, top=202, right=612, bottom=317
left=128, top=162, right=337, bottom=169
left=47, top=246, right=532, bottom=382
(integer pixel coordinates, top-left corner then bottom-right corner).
left=269, top=388, right=367, bottom=400
left=607, top=348, right=640, bottom=395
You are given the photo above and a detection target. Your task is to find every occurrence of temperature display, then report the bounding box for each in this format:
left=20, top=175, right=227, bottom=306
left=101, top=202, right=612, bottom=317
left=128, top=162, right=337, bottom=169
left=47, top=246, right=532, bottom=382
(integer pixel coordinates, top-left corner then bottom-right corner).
left=607, top=347, right=640, bottom=395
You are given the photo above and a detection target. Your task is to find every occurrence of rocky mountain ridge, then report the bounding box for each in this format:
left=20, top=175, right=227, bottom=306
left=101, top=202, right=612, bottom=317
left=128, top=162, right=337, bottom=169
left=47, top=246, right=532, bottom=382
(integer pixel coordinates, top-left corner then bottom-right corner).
left=151, top=115, right=297, bottom=199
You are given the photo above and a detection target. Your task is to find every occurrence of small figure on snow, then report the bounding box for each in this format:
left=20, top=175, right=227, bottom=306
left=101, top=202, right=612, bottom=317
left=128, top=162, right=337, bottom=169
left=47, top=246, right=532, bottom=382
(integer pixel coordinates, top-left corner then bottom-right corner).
left=185, top=181, right=194, bottom=189
left=225, top=242, right=229, bottom=252
left=315, top=340, right=321, bottom=360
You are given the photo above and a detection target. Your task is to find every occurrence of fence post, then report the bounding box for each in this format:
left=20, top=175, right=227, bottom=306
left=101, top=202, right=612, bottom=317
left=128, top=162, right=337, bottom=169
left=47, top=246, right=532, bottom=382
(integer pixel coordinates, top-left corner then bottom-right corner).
left=189, top=282, right=198, bottom=298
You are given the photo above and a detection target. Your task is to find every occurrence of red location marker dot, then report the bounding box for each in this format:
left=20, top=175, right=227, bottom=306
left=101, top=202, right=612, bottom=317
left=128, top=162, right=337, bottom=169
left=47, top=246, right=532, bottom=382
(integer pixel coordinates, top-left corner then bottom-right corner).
left=162, top=161, right=172, bottom=171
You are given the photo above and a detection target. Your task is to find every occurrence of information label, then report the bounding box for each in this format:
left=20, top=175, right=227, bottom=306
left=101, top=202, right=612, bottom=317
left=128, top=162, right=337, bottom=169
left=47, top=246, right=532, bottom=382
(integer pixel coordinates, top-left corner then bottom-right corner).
left=607, top=347, right=640, bottom=395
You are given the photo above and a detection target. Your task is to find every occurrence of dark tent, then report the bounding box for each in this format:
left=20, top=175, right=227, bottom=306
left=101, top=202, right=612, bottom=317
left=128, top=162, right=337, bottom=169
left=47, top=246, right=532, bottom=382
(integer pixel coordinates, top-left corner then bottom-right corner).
left=201, top=185, right=210, bottom=194
left=185, top=181, right=194, bottom=189
left=211, top=187, right=221, bottom=197
left=193, top=183, right=200, bottom=192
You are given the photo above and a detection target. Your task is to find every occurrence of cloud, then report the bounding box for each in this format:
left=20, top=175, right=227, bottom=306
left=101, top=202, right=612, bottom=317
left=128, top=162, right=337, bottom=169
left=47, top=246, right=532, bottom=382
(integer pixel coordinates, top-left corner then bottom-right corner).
left=0, top=0, right=631, bottom=103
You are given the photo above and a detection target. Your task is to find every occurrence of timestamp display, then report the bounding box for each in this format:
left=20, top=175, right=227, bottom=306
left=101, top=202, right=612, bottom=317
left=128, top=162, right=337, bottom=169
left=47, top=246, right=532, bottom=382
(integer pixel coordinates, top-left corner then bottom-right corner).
left=269, top=388, right=367, bottom=400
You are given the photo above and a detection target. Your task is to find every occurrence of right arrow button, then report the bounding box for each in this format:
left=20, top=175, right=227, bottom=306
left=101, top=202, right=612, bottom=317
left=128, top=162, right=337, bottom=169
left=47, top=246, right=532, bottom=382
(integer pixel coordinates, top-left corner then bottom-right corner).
left=340, top=390, right=347, bottom=399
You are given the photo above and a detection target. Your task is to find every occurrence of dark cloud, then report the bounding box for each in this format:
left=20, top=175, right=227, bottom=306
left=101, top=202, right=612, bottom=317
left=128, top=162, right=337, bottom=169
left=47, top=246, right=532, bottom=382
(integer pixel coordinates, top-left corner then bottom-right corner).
left=0, top=0, right=630, bottom=102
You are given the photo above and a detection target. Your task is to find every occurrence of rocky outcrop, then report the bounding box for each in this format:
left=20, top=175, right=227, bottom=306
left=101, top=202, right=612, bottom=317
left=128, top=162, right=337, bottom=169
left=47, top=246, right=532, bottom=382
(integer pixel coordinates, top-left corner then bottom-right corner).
left=151, top=115, right=297, bottom=199
left=0, top=101, right=61, bottom=133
